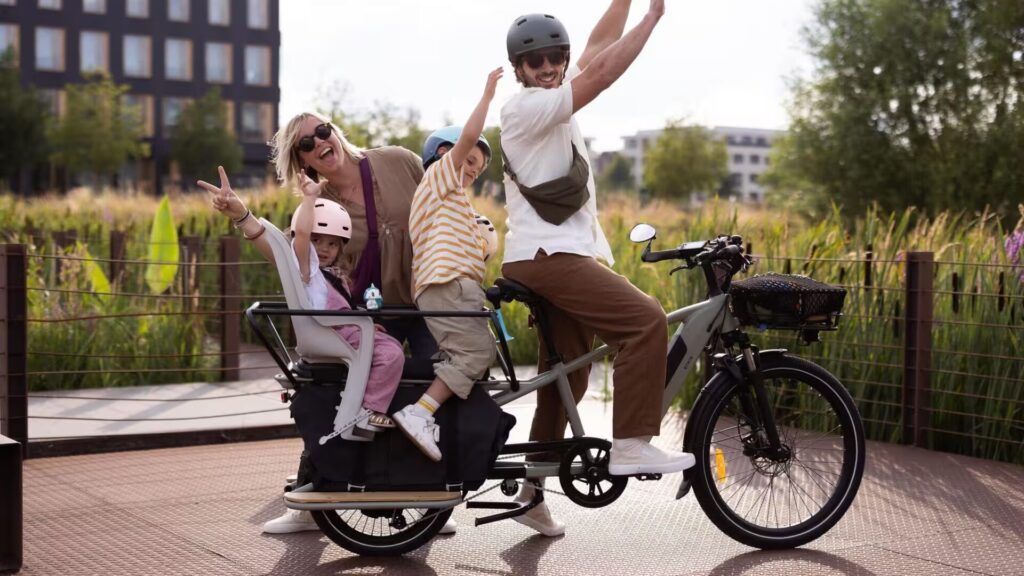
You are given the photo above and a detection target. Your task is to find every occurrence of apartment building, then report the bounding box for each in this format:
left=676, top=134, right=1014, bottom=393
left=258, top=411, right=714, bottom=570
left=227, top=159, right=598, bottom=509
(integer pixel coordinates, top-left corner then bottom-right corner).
left=0, top=0, right=280, bottom=193
left=620, top=126, right=784, bottom=203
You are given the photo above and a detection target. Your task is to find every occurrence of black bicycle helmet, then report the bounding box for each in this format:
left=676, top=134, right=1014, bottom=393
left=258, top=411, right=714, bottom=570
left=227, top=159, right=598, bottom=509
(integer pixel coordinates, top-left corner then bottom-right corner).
left=506, top=13, right=571, bottom=62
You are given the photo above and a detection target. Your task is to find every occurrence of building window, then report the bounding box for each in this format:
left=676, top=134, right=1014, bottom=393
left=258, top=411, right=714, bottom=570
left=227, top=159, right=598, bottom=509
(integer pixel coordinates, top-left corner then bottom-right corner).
left=741, top=136, right=752, bottom=145
left=750, top=154, right=760, bottom=165
left=38, top=89, right=65, bottom=117
left=124, top=94, right=154, bottom=137
left=162, top=97, right=189, bottom=134
left=208, top=0, right=230, bottom=25
left=749, top=174, right=759, bottom=183
left=0, top=0, right=16, bottom=6
left=168, top=0, right=189, bottom=22
left=38, top=0, right=60, bottom=9
left=165, top=38, right=192, bottom=80
left=750, top=192, right=760, bottom=203
left=83, top=0, right=105, bottom=13
left=123, top=35, right=152, bottom=77
left=756, top=137, right=768, bottom=146
left=34, top=27, right=64, bottom=71
left=244, top=45, right=270, bottom=86
left=205, top=42, right=231, bottom=83
left=764, top=156, right=770, bottom=166
left=241, top=101, right=272, bottom=142
left=732, top=154, right=744, bottom=164
left=79, top=31, right=108, bottom=73
left=0, top=24, right=18, bottom=58
left=247, top=0, right=269, bottom=29
left=126, top=0, right=148, bottom=18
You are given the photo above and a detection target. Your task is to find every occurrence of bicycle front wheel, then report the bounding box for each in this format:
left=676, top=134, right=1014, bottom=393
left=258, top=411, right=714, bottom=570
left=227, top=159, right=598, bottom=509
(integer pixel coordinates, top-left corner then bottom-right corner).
left=689, top=353, right=865, bottom=549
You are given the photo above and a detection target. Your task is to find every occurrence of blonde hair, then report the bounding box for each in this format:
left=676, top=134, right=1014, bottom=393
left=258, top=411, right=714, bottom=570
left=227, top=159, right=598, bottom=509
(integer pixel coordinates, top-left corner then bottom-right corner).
left=270, top=111, right=364, bottom=186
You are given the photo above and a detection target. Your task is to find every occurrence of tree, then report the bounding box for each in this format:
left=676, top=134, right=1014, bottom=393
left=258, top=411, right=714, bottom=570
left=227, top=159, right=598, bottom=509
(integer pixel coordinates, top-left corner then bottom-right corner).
left=316, top=80, right=427, bottom=151
left=169, top=88, right=242, bottom=185
left=766, top=0, right=1024, bottom=218
left=598, top=152, right=635, bottom=193
left=0, top=49, right=50, bottom=186
left=643, top=120, right=728, bottom=200
left=480, top=125, right=504, bottom=189
left=47, top=72, right=148, bottom=188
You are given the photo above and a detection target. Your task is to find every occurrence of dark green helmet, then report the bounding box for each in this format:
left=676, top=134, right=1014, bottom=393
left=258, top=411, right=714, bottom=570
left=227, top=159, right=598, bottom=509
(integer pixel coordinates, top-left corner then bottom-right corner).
left=506, top=13, right=570, bottom=62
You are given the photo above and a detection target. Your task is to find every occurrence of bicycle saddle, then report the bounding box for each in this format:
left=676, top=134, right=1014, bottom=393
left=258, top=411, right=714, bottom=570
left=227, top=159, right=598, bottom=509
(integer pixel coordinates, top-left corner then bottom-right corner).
left=488, top=277, right=539, bottom=306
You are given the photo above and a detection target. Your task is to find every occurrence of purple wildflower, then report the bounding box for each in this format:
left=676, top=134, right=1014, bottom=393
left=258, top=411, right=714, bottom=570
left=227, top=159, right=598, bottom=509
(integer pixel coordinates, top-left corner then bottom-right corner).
left=1006, top=230, right=1024, bottom=282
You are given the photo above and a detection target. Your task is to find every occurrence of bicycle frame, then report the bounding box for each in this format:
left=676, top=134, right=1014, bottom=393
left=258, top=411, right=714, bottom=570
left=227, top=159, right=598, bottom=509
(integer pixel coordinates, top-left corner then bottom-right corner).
left=485, top=293, right=737, bottom=436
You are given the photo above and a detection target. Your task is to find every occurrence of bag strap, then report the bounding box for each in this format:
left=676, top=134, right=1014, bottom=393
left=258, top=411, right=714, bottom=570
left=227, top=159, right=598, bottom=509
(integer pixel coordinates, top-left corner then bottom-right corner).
left=358, top=157, right=379, bottom=240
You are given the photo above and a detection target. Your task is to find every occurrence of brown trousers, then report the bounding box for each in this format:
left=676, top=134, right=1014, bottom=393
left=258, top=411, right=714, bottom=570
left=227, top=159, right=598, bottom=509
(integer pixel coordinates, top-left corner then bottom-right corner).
left=502, top=252, right=667, bottom=449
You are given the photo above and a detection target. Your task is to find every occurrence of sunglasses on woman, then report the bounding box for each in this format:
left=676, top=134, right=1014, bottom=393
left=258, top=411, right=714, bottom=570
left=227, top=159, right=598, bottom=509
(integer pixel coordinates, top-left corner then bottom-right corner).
left=522, top=49, right=568, bottom=69
left=296, top=122, right=332, bottom=153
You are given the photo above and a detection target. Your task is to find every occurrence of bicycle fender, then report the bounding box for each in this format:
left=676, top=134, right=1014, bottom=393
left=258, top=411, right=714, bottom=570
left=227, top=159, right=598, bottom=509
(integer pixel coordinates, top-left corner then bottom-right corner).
left=675, top=348, right=788, bottom=499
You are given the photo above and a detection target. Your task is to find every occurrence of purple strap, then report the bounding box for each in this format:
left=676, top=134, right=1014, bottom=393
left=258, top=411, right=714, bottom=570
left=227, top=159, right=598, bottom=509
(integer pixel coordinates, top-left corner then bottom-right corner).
left=350, top=157, right=382, bottom=300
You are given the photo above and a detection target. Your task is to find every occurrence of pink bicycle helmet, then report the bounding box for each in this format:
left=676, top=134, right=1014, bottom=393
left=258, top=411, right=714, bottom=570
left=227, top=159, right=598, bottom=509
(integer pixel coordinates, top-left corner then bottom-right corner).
left=291, top=198, right=352, bottom=240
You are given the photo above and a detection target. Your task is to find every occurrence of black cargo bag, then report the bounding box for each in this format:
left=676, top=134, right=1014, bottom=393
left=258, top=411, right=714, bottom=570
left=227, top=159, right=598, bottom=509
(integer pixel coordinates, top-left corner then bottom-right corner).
left=289, top=383, right=515, bottom=492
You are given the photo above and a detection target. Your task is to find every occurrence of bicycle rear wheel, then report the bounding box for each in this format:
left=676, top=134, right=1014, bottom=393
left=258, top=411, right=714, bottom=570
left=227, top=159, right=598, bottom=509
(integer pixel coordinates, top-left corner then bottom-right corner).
left=689, top=353, right=864, bottom=549
left=312, top=507, right=452, bottom=556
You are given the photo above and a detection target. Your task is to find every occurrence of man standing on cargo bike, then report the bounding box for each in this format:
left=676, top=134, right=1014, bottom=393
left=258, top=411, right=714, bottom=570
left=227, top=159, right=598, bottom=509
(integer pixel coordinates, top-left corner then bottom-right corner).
left=498, top=0, right=694, bottom=536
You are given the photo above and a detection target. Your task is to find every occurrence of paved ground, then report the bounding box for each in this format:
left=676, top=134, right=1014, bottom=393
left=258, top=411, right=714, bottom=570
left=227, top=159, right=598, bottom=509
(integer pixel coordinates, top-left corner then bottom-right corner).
left=18, top=393, right=1024, bottom=576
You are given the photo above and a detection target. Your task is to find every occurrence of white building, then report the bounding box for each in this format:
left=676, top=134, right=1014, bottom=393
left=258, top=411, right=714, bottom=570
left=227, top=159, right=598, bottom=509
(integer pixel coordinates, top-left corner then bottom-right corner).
left=620, top=126, right=785, bottom=203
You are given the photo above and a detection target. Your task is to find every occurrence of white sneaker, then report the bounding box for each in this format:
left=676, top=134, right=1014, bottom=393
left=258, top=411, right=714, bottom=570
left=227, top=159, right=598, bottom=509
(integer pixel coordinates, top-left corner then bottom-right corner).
left=262, top=509, right=318, bottom=534
left=513, top=482, right=565, bottom=537
left=392, top=405, right=442, bottom=462
left=439, top=518, right=457, bottom=535
left=608, top=438, right=695, bottom=476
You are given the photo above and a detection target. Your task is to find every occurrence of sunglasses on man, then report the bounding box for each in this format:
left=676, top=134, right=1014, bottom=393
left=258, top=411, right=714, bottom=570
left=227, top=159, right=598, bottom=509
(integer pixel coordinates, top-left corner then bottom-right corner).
left=296, top=122, right=333, bottom=153
left=521, top=48, right=569, bottom=70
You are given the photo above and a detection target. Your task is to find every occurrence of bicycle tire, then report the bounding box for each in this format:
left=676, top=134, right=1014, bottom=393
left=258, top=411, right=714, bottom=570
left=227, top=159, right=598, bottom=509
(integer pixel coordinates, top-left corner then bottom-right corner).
left=312, top=507, right=452, bottom=556
left=688, top=353, right=865, bottom=549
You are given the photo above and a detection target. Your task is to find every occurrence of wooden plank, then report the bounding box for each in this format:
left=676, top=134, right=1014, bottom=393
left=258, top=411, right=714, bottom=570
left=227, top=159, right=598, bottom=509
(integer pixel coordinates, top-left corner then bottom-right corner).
left=285, top=491, right=461, bottom=504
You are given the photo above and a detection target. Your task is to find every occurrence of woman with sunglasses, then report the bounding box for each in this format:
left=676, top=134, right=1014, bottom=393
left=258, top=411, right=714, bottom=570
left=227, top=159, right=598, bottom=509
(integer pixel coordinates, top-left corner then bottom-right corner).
left=200, top=112, right=447, bottom=535
left=498, top=0, right=691, bottom=538
left=270, top=113, right=437, bottom=372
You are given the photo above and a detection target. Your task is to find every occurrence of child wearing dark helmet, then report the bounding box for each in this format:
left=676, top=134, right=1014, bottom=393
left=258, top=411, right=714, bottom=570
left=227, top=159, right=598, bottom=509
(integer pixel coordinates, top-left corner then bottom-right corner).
left=391, top=67, right=504, bottom=462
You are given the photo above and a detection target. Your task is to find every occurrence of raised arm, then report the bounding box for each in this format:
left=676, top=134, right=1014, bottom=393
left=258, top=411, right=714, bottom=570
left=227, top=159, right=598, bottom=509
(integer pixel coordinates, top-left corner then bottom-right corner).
left=576, top=0, right=632, bottom=70
left=199, top=166, right=274, bottom=262
left=292, top=173, right=324, bottom=283
left=449, top=67, right=503, bottom=171
left=571, top=0, right=664, bottom=113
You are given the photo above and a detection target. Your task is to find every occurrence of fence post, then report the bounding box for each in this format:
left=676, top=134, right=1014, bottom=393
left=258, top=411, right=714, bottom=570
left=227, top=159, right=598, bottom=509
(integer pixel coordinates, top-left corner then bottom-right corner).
left=219, top=236, right=240, bottom=382
left=903, top=251, right=934, bottom=448
left=109, top=230, right=126, bottom=284
left=0, top=245, right=28, bottom=453
left=0, top=434, right=22, bottom=573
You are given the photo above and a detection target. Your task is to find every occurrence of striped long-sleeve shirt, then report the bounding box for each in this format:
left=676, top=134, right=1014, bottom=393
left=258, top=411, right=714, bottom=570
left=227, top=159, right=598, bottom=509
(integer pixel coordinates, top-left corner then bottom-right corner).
left=409, top=153, right=487, bottom=300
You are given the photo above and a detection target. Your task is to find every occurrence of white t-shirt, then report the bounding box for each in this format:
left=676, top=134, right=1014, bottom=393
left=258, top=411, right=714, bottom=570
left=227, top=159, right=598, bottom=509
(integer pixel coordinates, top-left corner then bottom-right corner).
left=294, top=241, right=330, bottom=310
left=499, top=65, right=614, bottom=266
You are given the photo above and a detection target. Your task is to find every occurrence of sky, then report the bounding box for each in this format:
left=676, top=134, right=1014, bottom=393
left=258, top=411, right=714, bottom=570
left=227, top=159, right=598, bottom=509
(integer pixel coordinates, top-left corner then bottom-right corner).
left=279, top=0, right=818, bottom=153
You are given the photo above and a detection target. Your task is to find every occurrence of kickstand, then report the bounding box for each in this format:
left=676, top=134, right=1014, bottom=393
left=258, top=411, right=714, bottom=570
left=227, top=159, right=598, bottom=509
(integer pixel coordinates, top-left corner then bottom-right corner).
left=469, top=482, right=544, bottom=527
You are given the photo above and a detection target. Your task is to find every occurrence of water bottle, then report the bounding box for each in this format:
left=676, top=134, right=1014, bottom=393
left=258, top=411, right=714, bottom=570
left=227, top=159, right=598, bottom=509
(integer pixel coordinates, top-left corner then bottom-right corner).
left=363, top=283, right=383, bottom=311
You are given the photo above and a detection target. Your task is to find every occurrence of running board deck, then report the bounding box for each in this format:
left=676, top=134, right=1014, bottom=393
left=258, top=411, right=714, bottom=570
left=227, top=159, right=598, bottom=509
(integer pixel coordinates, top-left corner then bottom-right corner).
left=284, top=489, right=463, bottom=511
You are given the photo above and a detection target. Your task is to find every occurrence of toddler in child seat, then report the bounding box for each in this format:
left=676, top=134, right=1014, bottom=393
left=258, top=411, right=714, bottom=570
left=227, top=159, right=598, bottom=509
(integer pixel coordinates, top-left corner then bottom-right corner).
left=291, top=180, right=405, bottom=432
left=392, top=67, right=504, bottom=461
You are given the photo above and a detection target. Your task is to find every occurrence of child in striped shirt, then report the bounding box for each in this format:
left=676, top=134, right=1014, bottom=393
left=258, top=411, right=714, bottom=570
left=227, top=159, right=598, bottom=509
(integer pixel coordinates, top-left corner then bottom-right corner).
left=392, top=67, right=503, bottom=461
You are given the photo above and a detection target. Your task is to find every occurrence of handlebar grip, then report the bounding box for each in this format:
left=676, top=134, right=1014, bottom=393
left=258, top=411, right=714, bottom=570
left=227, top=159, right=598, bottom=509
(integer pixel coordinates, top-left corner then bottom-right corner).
left=642, top=248, right=682, bottom=263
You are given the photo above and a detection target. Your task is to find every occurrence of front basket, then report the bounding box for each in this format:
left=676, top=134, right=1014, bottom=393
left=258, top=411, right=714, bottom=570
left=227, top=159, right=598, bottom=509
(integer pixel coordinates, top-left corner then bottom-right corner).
left=729, top=273, right=846, bottom=330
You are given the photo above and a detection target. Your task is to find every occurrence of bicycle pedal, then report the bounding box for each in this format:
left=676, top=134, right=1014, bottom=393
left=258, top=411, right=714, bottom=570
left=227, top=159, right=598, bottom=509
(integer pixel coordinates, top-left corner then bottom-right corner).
left=634, top=473, right=663, bottom=481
